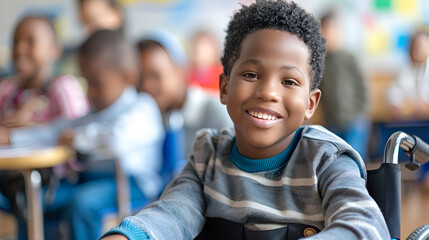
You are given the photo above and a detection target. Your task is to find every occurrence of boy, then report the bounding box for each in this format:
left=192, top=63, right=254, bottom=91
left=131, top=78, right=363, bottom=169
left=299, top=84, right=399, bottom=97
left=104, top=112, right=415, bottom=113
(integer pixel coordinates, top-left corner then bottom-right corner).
left=78, top=0, right=123, bottom=35
left=137, top=30, right=233, bottom=156
left=0, top=29, right=164, bottom=240
left=102, top=1, right=389, bottom=239
left=0, top=15, right=89, bottom=127
left=57, top=0, right=123, bottom=79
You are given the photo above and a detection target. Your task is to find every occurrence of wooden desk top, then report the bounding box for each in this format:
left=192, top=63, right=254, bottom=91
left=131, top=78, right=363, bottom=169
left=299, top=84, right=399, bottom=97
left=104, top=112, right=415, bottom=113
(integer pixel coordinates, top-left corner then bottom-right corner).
left=0, top=146, right=71, bottom=170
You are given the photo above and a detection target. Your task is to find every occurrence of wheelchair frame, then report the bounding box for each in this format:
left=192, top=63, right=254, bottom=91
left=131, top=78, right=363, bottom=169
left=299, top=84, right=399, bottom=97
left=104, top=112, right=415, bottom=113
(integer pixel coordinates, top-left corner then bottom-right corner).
left=368, top=131, right=429, bottom=240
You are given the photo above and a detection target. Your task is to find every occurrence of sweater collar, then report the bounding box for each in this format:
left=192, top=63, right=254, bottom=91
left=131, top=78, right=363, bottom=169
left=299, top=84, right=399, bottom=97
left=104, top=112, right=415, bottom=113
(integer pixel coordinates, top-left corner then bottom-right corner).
left=230, top=127, right=303, bottom=173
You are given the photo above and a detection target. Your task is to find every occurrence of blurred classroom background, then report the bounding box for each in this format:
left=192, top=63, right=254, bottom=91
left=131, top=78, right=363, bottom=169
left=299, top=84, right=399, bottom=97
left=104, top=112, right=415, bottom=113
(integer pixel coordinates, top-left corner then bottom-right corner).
left=1, top=0, right=429, bottom=239
left=0, top=0, right=428, bottom=120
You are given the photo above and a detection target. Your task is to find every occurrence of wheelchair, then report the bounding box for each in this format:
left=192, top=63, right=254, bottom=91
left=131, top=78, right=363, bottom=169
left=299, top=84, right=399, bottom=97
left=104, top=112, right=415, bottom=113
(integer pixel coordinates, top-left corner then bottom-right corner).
left=196, top=132, right=429, bottom=240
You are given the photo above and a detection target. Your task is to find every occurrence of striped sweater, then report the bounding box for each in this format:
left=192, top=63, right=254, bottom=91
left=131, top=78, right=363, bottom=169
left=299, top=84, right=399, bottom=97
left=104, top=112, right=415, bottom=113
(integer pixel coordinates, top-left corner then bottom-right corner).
left=104, top=125, right=390, bottom=239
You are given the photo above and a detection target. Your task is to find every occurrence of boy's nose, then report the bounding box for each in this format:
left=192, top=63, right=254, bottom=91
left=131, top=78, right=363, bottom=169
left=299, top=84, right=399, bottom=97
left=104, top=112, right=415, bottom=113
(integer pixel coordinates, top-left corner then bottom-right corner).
left=255, top=79, right=281, bottom=102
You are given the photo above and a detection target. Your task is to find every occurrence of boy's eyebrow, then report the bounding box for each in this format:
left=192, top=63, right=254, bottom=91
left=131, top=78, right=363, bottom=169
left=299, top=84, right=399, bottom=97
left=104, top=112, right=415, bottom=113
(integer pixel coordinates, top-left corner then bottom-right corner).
left=281, top=65, right=305, bottom=78
left=238, top=59, right=263, bottom=67
left=239, top=59, right=305, bottom=78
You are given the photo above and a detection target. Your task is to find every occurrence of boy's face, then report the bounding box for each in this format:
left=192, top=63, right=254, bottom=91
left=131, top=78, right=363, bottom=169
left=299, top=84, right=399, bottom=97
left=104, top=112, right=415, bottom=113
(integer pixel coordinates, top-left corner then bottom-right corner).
left=321, top=18, right=341, bottom=53
left=13, top=19, right=58, bottom=87
left=79, top=0, right=122, bottom=34
left=138, top=47, right=185, bottom=112
left=79, top=56, right=127, bottom=112
left=220, top=29, right=321, bottom=159
left=411, top=34, right=429, bottom=64
left=192, top=34, right=218, bottom=68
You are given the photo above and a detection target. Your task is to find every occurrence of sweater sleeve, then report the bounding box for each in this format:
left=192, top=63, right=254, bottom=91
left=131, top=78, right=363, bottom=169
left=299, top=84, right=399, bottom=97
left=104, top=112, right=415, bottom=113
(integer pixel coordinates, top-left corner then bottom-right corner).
left=306, top=154, right=390, bottom=240
left=101, top=159, right=206, bottom=240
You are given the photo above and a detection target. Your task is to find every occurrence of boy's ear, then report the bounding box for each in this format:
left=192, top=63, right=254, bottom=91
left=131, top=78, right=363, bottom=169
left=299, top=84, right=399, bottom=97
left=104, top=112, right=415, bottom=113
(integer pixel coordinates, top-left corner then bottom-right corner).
left=219, top=73, right=229, bottom=105
left=304, top=88, right=321, bottom=120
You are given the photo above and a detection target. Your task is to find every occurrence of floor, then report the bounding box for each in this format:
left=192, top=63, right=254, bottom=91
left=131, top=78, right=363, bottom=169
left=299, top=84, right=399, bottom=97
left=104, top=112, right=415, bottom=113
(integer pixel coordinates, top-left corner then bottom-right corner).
left=1, top=164, right=429, bottom=240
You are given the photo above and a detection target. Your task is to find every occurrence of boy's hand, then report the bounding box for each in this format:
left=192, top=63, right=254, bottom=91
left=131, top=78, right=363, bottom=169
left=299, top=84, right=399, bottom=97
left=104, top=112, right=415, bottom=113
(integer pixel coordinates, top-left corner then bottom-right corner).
left=0, top=125, right=10, bottom=146
left=58, top=129, right=75, bottom=147
left=0, top=98, right=38, bottom=128
left=1, top=110, right=32, bottom=128
left=100, top=234, right=128, bottom=240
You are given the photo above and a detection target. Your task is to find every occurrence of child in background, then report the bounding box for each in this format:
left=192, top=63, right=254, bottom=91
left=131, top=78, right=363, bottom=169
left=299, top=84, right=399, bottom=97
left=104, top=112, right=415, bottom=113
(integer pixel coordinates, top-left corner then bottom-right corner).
left=0, top=15, right=89, bottom=127
left=188, top=30, right=223, bottom=96
left=101, top=1, right=389, bottom=240
left=386, top=28, right=429, bottom=119
left=78, top=0, right=124, bottom=35
left=318, top=10, right=370, bottom=159
left=136, top=30, right=232, bottom=157
left=57, top=0, right=124, bottom=78
left=0, top=29, right=164, bottom=240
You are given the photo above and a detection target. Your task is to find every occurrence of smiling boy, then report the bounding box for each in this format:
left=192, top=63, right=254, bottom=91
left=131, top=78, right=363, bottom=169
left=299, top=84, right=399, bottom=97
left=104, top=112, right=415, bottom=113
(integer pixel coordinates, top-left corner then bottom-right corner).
left=101, top=1, right=389, bottom=239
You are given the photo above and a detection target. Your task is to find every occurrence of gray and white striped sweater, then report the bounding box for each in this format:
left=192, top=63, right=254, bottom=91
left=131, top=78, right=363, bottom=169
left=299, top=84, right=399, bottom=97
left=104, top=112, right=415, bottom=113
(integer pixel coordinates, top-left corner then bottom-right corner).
left=106, top=125, right=390, bottom=240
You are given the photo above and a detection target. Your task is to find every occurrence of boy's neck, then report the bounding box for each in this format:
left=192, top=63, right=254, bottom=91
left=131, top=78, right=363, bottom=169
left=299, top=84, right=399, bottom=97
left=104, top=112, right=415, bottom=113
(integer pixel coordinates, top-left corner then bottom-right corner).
left=19, top=77, right=48, bottom=89
left=18, top=69, right=50, bottom=90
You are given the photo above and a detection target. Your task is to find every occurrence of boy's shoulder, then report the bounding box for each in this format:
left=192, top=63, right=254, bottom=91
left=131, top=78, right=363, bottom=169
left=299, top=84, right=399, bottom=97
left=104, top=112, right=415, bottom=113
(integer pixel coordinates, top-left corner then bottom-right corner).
left=301, top=125, right=348, bottom=146
left=191, top=128, right=235, bottom=163
left=136, top=91, right=158, bottom=106
left=300, top=125, right=366, bottom=178
left=300, top=125, right=361, bottom=158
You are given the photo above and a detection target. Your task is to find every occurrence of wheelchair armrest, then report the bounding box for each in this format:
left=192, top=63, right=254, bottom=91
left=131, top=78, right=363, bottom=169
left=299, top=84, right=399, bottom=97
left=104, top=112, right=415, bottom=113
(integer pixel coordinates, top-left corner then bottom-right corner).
left=366, top=163, right=401, bottom=239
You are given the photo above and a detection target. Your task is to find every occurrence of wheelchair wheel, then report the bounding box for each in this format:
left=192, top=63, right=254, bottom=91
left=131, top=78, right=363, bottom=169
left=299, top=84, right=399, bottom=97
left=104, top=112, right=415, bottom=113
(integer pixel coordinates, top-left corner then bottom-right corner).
left=407, top=224, right=429, bottom=240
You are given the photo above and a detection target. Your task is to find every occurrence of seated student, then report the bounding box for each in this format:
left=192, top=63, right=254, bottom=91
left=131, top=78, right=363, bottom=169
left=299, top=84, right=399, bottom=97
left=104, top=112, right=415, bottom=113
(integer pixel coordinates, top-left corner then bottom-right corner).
left=101, top=1, right=389, bottom=240
left=137, top=30, right=233, bottom=158
left=188, top=30, right=224, bottom=96
left=0, top=15, right=89, bottom=128
left=386, top=28, right=429, bottom=119
left=319, top=10, right=370, bottom=159
left=78, top=0, right=124, bottom=35
left=57, top=0, right=124, bottom=78
left=0, top=29, right=164, bottom=240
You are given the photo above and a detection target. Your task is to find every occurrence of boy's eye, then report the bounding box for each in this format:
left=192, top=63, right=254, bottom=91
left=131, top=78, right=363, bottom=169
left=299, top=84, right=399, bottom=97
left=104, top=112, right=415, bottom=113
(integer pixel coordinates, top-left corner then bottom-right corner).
left=281, top=79, right=298, bottom=86
left=242, top=72, right=259, bottom=80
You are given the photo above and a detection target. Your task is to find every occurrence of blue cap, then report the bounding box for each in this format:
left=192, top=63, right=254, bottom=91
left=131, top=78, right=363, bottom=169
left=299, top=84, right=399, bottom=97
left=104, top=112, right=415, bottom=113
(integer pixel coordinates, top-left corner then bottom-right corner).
left=140, top=30, right=188, bottom=67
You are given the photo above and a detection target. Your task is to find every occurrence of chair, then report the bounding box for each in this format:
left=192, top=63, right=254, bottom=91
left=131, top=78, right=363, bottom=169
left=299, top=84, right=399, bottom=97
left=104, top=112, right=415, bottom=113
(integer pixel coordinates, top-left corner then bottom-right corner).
left=111, top=125, right=186, bottom=224
left=366, top=131, right=429, bottom=240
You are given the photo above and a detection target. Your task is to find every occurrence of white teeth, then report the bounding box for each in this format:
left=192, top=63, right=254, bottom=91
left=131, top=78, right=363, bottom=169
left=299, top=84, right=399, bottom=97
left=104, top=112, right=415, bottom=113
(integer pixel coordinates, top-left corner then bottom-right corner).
left=249, top=111, right=277, bottom=120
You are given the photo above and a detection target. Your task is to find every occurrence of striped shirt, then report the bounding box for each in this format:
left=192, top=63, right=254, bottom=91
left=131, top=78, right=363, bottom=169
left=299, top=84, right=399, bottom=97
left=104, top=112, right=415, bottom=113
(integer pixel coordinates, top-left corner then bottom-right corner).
left=104, top=126, right=390, bottom=240
left=0, top=75, right=89, bottom=123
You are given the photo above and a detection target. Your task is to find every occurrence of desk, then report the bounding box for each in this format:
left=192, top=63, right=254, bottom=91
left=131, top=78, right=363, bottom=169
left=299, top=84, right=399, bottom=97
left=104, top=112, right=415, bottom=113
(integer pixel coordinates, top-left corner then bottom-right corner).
left=0, top=146, right=71, bottom=240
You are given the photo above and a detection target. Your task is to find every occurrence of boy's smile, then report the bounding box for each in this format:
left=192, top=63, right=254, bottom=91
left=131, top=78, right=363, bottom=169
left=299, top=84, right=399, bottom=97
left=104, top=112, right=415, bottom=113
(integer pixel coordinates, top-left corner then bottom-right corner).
left=246, top=107, right=282, bottom=128
left=220, top=29, right=321, bottom=159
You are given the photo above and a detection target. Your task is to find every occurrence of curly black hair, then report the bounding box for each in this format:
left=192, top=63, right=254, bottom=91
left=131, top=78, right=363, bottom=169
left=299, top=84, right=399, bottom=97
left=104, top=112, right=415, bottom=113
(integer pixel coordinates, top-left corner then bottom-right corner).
left=221, top=0, right=326, bottom=90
